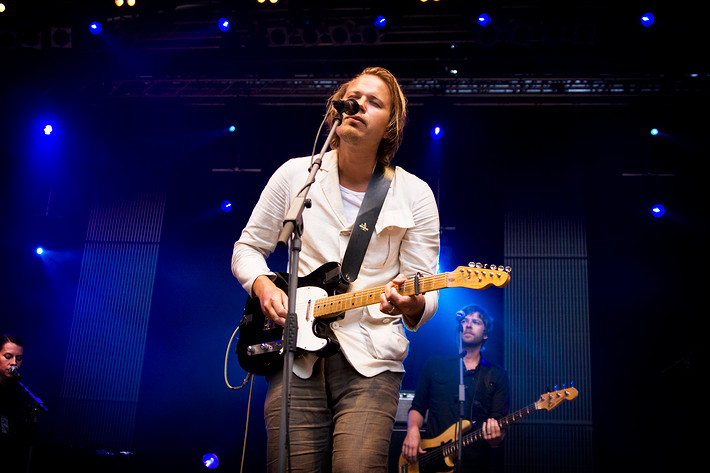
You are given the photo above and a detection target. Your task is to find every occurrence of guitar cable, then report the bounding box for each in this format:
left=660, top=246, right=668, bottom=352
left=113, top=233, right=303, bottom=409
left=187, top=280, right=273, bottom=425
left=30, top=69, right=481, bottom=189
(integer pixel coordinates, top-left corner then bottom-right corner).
left=224, top=324, right=256, bottom=473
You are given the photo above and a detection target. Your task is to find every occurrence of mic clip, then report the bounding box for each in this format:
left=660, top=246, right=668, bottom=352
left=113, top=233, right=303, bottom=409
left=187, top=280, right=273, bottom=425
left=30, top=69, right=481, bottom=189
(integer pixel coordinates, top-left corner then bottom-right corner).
left=332, top=99, right=360, bottom=115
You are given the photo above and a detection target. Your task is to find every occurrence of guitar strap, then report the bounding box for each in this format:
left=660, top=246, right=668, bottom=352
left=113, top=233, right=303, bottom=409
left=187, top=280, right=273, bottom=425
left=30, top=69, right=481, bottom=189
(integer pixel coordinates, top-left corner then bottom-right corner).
left=338, top=162, right=394, bottom=292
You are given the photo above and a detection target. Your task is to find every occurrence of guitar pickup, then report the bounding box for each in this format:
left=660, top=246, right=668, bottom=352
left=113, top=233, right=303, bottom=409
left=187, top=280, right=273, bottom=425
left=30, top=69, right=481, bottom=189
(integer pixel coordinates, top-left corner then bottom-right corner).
left=246, top=340, right=283, bottom=356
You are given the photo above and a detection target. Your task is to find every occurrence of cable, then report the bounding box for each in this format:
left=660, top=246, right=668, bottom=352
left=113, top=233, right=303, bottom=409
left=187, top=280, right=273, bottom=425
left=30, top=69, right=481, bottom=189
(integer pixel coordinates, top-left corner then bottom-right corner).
left=224, top=324, right=257, bottom=472
left=240, top=375, right=255, bottom=473
left=224, top=324, right=251, bottom=390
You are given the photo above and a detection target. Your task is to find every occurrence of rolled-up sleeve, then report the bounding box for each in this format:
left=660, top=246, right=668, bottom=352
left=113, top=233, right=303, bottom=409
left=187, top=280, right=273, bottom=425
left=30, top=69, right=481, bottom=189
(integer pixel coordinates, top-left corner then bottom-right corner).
left=231, top=162, right=292, bottom=295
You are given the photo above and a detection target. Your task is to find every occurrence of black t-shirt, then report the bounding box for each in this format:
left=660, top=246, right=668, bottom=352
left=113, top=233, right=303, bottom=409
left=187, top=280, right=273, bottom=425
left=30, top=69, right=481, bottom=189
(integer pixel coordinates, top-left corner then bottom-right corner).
left=0, top=377, right=36, bottom=472
left=0, top=377, right=34, bottom=439
left=410, top=355, right=510, bottom=472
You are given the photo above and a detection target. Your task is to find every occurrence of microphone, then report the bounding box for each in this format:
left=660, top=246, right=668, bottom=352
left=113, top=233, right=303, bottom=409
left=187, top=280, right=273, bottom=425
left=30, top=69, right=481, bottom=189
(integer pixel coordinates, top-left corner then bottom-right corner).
left=456, top=310, right=466, bottom=322
left=332, top=99, right=360, bottom=115
left=8, top=365, right=20, bottom=377
left=456, top=310, right=466, bottom=331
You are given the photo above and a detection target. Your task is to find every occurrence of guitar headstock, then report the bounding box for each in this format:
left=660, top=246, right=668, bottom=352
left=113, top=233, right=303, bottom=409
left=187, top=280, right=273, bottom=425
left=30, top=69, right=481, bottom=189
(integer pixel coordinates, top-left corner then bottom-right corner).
left=535, top=385, right=579, bottom=411
left=447, top=263, right=511, bottom=289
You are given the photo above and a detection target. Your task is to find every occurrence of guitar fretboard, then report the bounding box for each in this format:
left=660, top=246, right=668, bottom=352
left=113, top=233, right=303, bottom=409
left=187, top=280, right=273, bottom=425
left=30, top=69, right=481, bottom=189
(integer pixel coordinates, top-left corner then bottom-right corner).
left=312, top=273, right=450, bottom=318
left=438, top=403, right=538, bottom=459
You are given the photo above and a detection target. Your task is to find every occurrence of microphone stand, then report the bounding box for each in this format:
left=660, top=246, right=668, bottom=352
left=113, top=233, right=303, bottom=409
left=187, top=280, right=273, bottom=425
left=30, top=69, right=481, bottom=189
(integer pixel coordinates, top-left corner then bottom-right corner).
left=17, top=378, right=48, bottom=473
left=275, top=110, right=345, bottom=473
left=457, top=326, right=465, bottom=472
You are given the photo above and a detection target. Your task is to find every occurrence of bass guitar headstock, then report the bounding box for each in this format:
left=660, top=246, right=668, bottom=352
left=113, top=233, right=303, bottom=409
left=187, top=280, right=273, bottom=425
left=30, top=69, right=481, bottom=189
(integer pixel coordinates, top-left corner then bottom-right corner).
left=535, top=384, right=579, bottom=411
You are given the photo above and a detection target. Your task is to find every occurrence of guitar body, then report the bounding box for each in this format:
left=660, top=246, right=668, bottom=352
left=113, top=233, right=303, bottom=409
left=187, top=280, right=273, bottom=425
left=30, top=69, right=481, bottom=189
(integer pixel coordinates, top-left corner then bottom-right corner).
left=236, top=262, right=344, bottom=376
left=398, top=421, right=472, bottom=473
left=398, top=386, right=578, bottom=473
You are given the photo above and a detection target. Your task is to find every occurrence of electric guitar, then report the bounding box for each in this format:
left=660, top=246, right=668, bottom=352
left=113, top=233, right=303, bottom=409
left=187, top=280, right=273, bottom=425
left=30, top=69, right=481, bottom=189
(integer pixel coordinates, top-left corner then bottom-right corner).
left=398, top=385, right=579, bottom=473
left=236, top=262, right=511, bottom=375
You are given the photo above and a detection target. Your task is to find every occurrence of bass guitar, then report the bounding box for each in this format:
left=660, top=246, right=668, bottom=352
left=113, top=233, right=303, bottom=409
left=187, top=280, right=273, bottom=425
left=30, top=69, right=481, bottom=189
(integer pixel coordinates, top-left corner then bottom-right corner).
left=237, top=262, right=511, bottom=375
left=398, top=385, right=579, bottom=473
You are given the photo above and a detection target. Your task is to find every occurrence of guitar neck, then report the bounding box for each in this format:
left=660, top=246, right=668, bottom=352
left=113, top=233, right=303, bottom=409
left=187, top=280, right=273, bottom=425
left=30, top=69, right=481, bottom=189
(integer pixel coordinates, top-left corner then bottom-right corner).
left=312, top=273, right=447, bottom=318
left=453, top=404, right=538, bottom=452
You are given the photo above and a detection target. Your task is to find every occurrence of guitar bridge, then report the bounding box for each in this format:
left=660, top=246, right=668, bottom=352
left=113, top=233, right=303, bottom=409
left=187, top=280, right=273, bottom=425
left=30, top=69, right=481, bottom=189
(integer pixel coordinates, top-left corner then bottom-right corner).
left=245, top=340, right=283, bottom=356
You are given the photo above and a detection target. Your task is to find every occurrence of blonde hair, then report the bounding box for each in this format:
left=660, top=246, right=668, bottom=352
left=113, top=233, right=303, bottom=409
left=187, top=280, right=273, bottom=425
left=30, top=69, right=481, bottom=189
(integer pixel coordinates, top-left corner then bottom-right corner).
left=325, top=67, right=408, bottom=165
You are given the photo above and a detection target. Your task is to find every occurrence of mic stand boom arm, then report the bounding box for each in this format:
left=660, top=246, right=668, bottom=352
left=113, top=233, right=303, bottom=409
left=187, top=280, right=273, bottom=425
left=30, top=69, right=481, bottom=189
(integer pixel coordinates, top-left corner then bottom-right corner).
left=275, top=112, right=344, bottom=473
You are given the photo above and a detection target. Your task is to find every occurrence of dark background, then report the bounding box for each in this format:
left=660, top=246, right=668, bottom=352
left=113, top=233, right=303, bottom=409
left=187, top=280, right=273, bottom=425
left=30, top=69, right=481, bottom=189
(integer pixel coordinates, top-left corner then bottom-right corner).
left=1, top=1, right=705, bottom=471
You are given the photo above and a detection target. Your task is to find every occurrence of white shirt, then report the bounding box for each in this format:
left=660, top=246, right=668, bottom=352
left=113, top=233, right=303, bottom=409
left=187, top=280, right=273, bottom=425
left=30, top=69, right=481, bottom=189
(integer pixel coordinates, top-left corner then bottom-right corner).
left=339, top=185, right=365, bottom=224
left=232, top=150, right=440, bottom=378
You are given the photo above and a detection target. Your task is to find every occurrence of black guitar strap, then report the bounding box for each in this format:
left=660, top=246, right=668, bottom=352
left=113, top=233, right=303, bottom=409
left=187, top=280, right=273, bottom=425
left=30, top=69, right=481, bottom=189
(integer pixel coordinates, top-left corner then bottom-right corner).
left=339, top=162, right=394, bottom=292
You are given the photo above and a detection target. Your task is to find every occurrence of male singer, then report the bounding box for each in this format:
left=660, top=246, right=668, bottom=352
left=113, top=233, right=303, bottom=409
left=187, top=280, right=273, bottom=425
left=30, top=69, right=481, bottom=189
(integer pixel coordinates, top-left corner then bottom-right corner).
left=232, top=67, right=440, bottom=472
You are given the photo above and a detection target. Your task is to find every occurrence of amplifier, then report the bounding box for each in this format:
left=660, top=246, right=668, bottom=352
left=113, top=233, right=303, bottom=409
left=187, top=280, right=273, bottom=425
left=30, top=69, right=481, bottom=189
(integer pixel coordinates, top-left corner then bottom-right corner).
left=395, top=390, right=422, bottom=427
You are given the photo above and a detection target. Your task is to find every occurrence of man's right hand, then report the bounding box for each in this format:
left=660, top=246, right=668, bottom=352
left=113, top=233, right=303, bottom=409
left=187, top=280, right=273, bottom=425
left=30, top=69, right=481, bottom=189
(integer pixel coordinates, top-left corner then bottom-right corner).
left=252, top=275, right=289, bottom=326
left=401, top=428, right=425, bottom=465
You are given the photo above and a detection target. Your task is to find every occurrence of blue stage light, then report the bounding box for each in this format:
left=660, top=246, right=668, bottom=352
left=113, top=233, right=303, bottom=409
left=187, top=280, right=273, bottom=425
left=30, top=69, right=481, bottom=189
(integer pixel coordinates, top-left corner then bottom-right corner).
left=202, top=453, right=219, bottom=469
left=221, top=200, right=232, bottom=213
left=89, top=22, right=102, bottom=35
left=640, top=13, right=655, bottom=27
left=651, top=204, right=665, bottom=218
left=477, top=13, right=492, bottom=27
left=43, top=125, right=53, bottom=135
left=228, top=125, right=236, bottom=133
left=218, top=18, right=230, bottom=32
left=430, top=126, right=443, bottom=140
left=374, top=15, right=386, bottom=29
left=36, top=247, right=44, bottom=255
left=650, top=128, right=659, bottom=136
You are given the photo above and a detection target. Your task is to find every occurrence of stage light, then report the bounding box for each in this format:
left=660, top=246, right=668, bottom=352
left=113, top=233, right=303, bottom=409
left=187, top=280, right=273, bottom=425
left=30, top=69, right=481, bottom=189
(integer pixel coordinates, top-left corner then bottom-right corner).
left=650, top=128, right=659, bottom=136
left=374, top=15, right=386, bottom=29
left=0, top=4, right=6, bottom=14
left=651, top=204, right=665, bottom=218
left=36, top=247, right=44, bottom=255
left=44, top=125, right=53, bottom=135
left=89, top=22, right=102, bottom=35
left=218, top=18, right=230, bottom=32
left=228, top=125, right=236, bottom=133
left=477, top=13, right=492, bottom=27
left=202, top=453, right=219, bottom=469
left=430, top=126, right=443, bottom=140
left=221, top=200, right=232, bottom=213
left=127, top=0, right=136, bottom=5
left=640, top=13, right=655, bottom=27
